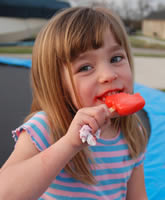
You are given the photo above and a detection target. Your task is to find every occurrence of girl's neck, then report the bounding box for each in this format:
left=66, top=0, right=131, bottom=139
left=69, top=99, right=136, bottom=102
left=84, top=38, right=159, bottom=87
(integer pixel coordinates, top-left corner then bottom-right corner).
left=100, top=119, right=119, bottom=140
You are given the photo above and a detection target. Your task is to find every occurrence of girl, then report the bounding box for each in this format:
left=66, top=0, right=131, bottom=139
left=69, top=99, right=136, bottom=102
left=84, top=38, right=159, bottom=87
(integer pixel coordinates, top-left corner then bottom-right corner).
left=0, top=7, right=148, bottom=200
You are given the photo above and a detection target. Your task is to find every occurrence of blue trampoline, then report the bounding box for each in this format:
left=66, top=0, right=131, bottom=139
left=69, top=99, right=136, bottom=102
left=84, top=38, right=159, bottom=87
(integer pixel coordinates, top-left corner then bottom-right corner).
left=134, top=83, right=165, bottom=199
left=0, top=56, right=165, bottom=199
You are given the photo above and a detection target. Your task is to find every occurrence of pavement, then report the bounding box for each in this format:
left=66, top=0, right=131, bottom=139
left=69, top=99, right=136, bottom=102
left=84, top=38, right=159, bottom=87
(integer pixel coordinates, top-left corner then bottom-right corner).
left=0, top=53, right=165, bottom=90
left=134, top=56, right=165, bottom=89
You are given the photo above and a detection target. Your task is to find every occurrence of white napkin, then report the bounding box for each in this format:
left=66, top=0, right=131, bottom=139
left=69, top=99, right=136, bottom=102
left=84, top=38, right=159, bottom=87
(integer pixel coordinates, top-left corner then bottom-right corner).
left=79, top=125, right=101, bottom=146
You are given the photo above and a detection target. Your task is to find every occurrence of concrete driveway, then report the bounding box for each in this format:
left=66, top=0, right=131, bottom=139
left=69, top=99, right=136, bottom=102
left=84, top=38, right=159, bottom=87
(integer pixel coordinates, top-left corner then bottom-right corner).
left=134, top=57, right=165, bottom=89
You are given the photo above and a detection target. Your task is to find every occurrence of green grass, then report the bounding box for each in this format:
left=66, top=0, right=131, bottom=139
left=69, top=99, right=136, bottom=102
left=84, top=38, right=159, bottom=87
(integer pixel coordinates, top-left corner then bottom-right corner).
left=133, top=53, right=165, bottom=58
left=0, top=46, right=32, bottom=54
left=129, top=37, right=165, bottom=50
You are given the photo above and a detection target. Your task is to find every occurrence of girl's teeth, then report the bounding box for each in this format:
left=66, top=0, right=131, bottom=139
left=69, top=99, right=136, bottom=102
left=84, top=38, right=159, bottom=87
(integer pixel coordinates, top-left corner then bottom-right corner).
left=107, top=91, right=116, bottom=96
left=100, top=91, right=121, bottom=101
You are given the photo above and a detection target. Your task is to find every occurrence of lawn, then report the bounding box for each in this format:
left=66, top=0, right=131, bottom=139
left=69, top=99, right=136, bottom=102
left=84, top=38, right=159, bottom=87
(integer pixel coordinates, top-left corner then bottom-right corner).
left=129, top=36, right=165, bottom=50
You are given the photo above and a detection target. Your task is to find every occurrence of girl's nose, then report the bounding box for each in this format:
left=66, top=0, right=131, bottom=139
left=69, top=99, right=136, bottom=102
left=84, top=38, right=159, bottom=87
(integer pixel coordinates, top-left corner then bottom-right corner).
left=98, top=63, right=118, bottom=83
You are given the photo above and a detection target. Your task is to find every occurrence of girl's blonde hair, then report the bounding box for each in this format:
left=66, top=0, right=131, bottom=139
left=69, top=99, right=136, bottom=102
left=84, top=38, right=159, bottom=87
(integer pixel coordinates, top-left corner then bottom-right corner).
left=28, top=7, right=148, bottom=184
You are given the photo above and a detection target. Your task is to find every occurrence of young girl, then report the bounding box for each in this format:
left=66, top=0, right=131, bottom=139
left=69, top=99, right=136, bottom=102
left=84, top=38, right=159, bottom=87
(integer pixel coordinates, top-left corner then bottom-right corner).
left=0, top=7, right=148, bottom=200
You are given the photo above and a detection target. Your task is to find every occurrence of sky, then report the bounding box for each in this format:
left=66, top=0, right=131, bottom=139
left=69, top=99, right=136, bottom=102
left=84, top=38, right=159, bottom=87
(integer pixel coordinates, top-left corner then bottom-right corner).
left=62, top=0, right=165, bottom=19
left=64, top=0, right=165, bottom=9
left=115, top=0, right=165, bottom=8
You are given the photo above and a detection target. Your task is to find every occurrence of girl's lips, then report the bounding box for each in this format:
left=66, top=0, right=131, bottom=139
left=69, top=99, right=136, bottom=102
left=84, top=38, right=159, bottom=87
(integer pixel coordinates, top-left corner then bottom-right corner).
left=95, top=89, right=123, bottom=102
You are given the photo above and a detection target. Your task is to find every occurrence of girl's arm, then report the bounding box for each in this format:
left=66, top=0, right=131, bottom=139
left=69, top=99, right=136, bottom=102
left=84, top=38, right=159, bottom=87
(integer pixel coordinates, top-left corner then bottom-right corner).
left=0, top=131, right=80, bottom=200
left=0, top=104, right=110, bottom=200
left=126, top=164, right=148, bottom=200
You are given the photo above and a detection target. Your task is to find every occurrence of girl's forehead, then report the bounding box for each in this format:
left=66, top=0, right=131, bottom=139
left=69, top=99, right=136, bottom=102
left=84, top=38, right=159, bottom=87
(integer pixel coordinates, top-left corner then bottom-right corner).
left=73, top=29, right=122, bottom=59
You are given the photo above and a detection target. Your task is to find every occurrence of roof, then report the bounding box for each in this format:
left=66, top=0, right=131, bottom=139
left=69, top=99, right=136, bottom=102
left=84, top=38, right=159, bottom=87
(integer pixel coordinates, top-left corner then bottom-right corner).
left=145, top=10, right=165, bottom=20
left=0, top=0, right=70, bottom=18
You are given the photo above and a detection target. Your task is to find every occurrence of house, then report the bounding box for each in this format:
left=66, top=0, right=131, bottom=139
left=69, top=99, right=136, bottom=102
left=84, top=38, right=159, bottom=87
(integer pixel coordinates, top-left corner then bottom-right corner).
left=142, top=10, right=165, bottom=39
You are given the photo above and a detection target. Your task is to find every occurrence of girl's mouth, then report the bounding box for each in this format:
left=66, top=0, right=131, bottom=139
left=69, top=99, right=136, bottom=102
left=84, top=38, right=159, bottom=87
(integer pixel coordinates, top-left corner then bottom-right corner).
left=96, top=89, right=123, bottom=102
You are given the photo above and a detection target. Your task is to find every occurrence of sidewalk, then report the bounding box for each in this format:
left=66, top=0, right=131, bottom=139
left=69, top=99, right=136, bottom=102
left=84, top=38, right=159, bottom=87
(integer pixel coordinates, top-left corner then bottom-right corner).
left=0, top=53, right=165, bottom=90
left=134, top=57, right=165, bottom=90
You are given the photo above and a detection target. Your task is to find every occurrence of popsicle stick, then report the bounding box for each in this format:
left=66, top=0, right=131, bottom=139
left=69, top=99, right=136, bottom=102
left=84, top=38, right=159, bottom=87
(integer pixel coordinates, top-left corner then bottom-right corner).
left=109, top=107, right=115, bottom=113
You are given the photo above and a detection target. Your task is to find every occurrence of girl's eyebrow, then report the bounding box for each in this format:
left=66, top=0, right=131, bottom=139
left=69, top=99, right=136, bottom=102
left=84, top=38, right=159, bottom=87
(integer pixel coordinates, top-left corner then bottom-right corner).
left=75, top=44, right=124, bottom=63
left=108, top=44, right=124, bottom=52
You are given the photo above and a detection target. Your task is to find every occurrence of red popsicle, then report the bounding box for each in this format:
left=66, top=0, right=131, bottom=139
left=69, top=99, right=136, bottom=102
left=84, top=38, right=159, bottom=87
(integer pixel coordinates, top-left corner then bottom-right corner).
left=105, top=92, right=145, bottom=116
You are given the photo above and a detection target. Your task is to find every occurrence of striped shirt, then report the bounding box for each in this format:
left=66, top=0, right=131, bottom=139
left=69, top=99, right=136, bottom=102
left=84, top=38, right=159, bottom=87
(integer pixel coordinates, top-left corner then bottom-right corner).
left=12, top=111, right=144, bottom=200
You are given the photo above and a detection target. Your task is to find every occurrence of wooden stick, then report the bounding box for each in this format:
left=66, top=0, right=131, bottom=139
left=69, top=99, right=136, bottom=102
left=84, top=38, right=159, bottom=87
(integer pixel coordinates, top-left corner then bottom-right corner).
left=109, top=107, right=115, bottom=113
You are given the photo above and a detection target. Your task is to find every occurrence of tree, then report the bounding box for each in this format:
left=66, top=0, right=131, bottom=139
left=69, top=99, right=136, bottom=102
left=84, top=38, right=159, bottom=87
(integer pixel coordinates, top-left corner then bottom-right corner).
left=136, top=0, right=151, bottom=19
left=157, top=3, right=165, bottom=11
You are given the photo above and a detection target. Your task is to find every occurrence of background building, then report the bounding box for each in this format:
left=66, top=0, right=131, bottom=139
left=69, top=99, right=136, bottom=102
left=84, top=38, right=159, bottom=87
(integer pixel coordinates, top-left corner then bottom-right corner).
left=142, top=10, right=165, bottom=39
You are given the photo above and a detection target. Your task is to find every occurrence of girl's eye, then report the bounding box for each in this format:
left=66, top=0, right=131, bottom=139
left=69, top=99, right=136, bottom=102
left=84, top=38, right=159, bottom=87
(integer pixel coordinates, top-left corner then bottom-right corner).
left=111, top=56, right=123, bottom=63
left=78, top=65, right=92, bottom=72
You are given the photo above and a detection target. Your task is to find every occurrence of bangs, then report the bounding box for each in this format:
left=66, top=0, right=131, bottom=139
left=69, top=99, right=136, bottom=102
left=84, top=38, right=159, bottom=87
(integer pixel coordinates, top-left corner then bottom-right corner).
left=54, top=7, right=123, bottom=63
left=66, top=10, right=111, bottom=61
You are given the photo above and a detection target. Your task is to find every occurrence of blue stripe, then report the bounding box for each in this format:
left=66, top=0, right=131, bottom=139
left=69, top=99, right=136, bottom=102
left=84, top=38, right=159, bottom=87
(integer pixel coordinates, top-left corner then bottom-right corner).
left=25, top=122, right=50, bottom=147
left=49, top=184, right=126, bottom=196
left=56, top=175, right=79, bottom=183
left=90, top=143, right=128, bottom=152
left=97, top=176, right=130, bottom=186
left=134, top=155, right=144, bottom=167
left=56, top=175, right=130, bottom=186
left=92, top=164, right=134, bottom=176
left=31, top=116, right=50, bottom=133
left=114, top=193, right=126, bottom=200
left=45, top=192, right=96, bottom=200
left=60, top=164, right=133, bottom=176
left=30, top=136, right=43, bottom=151
left=94, top=155, right=132, bottom=164
left=97, top=132, right=123, bottom=145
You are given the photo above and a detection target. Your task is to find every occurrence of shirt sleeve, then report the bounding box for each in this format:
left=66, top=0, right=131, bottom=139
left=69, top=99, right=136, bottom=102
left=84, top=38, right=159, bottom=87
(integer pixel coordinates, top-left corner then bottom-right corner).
left=12, top=111, right=51, bottom=151
left=134, top=152, right=145, bottom=168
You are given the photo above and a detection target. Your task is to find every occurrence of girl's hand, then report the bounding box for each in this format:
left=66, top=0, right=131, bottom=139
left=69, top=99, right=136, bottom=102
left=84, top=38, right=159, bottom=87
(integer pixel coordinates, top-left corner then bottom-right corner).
left=65, top=104, right=111, bottom=149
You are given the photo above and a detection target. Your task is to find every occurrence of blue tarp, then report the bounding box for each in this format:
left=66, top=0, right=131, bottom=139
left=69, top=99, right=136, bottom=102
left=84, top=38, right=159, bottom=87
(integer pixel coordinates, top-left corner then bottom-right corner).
left=0, top=56, right=31, bottom=68
left=134, top=84, right=165, bottom=199
left=0, top=57, right=165, bottom=199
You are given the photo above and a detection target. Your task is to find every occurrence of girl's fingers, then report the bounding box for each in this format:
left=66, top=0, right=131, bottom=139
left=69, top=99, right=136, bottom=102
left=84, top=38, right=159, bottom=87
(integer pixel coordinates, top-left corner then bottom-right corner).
left=77, top=104, right=111, bottom=133
left=76, top=112, right=100, bottom=134
left=67, top=104, right=113, bottom=148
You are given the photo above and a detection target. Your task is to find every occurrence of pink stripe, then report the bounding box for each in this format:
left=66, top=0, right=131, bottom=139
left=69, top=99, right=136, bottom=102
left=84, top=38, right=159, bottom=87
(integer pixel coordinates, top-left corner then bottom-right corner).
left=60, top=172, right=130, bottom=182
left=136, top=153, right=144, bottom=163
left=43, top=185, right=126, bottom=199
left=92, top=149, right=129, bottom=157
left=59, top=171, right=131, bottom=183
left=40, top=193, right=55, bottom=200
left=29, top=119, right=50, bottom=143
left=53, top=179, right=126, bottom=190
left=36, top=113, right=49, bottom=124
left=95, top=172, right=132, bottom=181
left=23, top=125, right=47, bottom=151
left=43, top=189, right=97, bottom=199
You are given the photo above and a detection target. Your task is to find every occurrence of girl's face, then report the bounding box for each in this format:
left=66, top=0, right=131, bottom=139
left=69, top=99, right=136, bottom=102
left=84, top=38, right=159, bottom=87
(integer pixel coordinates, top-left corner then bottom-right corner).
left=63, top=29, right=133, bottom=109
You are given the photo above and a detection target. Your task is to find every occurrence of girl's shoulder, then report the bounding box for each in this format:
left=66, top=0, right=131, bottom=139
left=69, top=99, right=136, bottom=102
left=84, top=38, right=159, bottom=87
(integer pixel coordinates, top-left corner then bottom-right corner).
left=12, top=111, right=52, bottom=151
